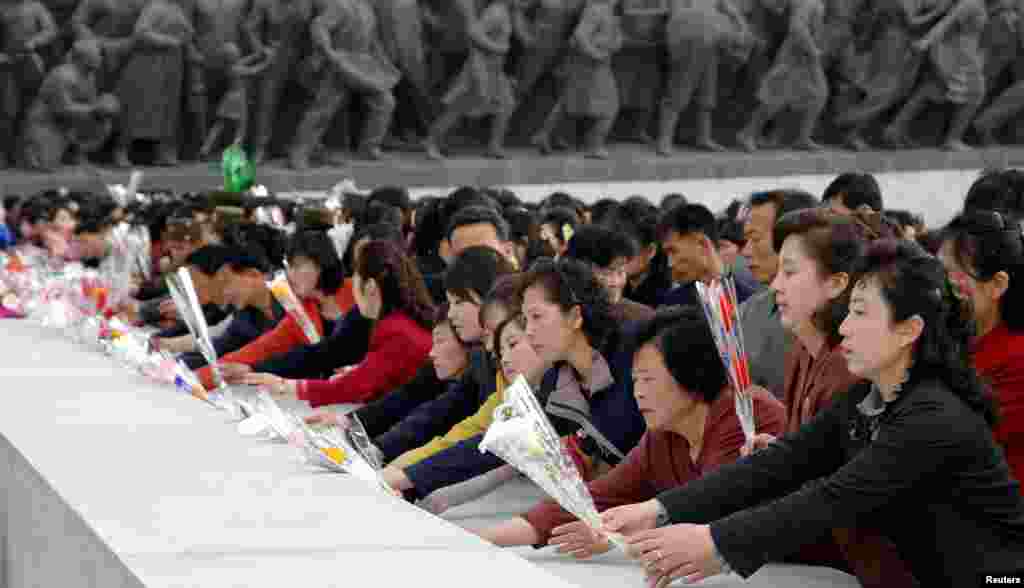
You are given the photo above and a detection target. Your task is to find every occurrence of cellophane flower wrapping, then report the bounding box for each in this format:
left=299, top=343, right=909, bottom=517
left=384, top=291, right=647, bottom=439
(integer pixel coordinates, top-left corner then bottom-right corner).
left=293, top=418, right=392, bottom=493
left=695, top=278, right=756, bottom=443
left=480, top=376, right=626, bottom=551
left=266, top=272, right=321, bottom=344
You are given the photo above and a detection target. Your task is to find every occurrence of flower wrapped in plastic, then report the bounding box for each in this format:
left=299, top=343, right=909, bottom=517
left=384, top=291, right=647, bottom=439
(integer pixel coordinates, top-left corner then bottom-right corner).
left=291, top=418, right=392, bottom=493
left=267, top=271, right=320, bottom=344
left=695, top=277, right=756, bottom=443
left=166, top=267, right=241, bottom=416
left=236, top=387, right=303, bottom=441
left=480, top=376, right=626, bottom=551
left=172, top=360, right=221, bottom=408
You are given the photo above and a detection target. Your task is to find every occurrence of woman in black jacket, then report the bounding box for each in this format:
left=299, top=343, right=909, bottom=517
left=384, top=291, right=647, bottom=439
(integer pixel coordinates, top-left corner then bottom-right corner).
left=602, top=239, right=1024, bottom=587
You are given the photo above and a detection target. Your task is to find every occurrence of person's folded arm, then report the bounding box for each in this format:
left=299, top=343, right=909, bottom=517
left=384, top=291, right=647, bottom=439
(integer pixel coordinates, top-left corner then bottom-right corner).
left=708, top=396, right=968, bottom=578
left=393, top=387, right=503, bottom=468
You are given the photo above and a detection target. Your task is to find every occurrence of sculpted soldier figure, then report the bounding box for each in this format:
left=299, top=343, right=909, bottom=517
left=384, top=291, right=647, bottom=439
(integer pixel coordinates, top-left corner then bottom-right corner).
left=183, top=0, right=250, bottom=150
left=243, top=0, right=313, bottom=163
left=374, top=0, right=432, bottom=145
left=423, top=0, right=515, bottom=160
left=287, top=0, right=399, bottom=169
left=612, top=0, right=667, bottom=144
left=22, top=38, right=120, bottom=170
left=656, top=0, right=754, bottom=155
left=113, top=0, right=194, bottom=167
left=70, top=0, right=147, bottom=89
left=735, top=0, right=828, bottom=152
left=972, top=0, right=1024, bottom=145
left=530, top=0, right=622, bottom=158
left=882, top=0, right=987, bottom=151
left=0, top=0, right=57, bottom=168
left=511, top=0, right=585, bottom=102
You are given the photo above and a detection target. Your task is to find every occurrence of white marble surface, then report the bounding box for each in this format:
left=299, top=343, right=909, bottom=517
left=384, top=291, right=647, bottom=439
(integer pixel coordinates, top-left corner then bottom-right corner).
left=0, top=320, right=859, bottom=588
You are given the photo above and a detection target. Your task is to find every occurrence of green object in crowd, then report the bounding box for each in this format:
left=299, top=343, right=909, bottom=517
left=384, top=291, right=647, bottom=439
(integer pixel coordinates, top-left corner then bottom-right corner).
left=222, top=144, right=255, bottom=193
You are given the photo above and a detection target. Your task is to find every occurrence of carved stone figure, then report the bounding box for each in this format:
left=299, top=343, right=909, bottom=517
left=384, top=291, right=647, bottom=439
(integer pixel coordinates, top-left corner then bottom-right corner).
left=656, top=0, right=754, bottom=155
left=287, top=0, right=399, bottom=169
left=972, top=0, right=1023, bottom=144
left=421, top=0, right=475, bottom=94
left=243, top=0, right=313, bottom=163
left=512, top=0, right=585, bottom=101
left=883, top=0, right=987, bottom=151
left=70, top=0, right=147, bottom=89
left=22, top=38, right=120, bottom=170
left=424, top=0, right=515, bottom=160
left=736, top=0, right=828, bottom=151
left=374, top=0, right=432, bottom=144
left=183, top=0, right=250, bottom=149
left=611, top=0, right=666, bottom=143
left=0, top=0, right=57, bottom=168
left=199, top=41, right=270, bottom=159
left=112, top=0, right=193, bottom=167
left=530, top=0, right=621, bottom=158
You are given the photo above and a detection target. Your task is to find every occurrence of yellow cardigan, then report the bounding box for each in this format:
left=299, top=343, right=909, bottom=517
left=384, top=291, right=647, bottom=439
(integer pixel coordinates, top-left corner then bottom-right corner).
left=392, top=371, right=509, bottom=468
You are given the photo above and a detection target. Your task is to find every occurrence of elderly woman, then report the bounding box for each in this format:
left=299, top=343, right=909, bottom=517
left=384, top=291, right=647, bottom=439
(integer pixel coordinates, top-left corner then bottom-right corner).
left=474, top=306, right=785, bottom=553
left=603, top=240, right=1024, bottom=587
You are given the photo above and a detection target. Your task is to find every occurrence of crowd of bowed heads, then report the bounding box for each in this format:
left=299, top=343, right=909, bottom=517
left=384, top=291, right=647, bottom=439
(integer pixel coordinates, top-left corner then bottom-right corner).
left=2, top=170, right=1024, bottom=585
left=7, top=0, right=1024, bottom=170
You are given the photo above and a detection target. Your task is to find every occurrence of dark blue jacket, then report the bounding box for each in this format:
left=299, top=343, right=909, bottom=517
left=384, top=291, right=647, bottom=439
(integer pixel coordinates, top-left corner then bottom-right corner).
left=657, top=275, right=758, bottom=309
left=252, top=306, right=372, bottom=379
left=353, top=364, right=446, bottom=439
left=181, top=301, right=284, bottom=369
left=403, top=335, right=646, bottom=497
left=374, top=349, right=495, bottom=463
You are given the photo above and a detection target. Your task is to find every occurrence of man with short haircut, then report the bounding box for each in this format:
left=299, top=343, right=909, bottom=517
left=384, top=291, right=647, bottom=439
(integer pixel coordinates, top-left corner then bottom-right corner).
left=739, top=189, right=817, bottom=399
left=445, top=204, right=516, bottom=266
left=822, top=172, right=883, bottom=215
left=656, top=203, right=757, bottom=308
left=563, top=224, right=653, bottom=322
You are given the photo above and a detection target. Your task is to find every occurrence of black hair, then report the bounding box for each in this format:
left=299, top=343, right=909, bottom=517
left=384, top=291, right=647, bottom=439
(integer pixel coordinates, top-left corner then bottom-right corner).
left=564, top=224, right=639, bottom=268
left=369, top=186, right=412, bottom=212
left=855, top=239, right=998, bottom=426
left=479, top=273, right=524, bottom=327
left=185, top=245, right=236, bottom=276
left=363, top=200, right=403, bottom=229
left=748, top=189, right=819, bottom=224
left=660, top=193, right=687, bottom=212
left=963, top=168, right=1024, bottom=218
left=941, top=210, right=1024, bottom=332
left=543, top=192, right=585, bottom=219
left=444, top=246, right=517, bottom=302
left=656, top=203, right=718, bottom=242
left=411, top=197, right=448, bottom=260
left=630, top=305, right=728, bottom=403
left=622, top=195, right=659, bottom=221
left=823, top=172, right=884, bottom=212
left=287, top=230, right=345, bottom=294
left=348, top=222, right=404, bottom=275
left=443, top=186, right=496, bottom=221
left=342, top=193, right=368, bottom=224
left=221, top=223, right=285, bottom=270
left=504, top=206, right=537, bottom=245
left=590, top=199, right=621, bottom=225
left=883, top=209, right=925, bottom=234
left=519, top=257, right=618, bottom=351
left=354, top=240, right=436, bottom=328
left=539, top=207, right=581, bottom=244
left=489, top=188, right=522, bottom=210
left=446, top=205, right=510, bottom=243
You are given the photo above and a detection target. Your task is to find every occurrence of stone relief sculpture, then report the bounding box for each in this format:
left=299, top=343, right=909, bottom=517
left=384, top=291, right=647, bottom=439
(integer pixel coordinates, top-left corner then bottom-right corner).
left=5, top=0, right=1024, bottom=169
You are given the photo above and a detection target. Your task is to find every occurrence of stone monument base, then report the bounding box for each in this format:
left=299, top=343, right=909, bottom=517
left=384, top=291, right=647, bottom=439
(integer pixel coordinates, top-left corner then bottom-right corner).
left=2, top=144, right=1023, bottom=197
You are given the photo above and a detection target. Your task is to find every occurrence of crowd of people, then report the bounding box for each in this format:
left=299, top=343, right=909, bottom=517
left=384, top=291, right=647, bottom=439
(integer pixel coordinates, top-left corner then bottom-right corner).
left=2, top=170, right=1024, bottom=585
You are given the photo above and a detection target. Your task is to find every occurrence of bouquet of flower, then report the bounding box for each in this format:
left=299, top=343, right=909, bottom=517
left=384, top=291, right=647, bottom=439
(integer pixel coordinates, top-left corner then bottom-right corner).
left=695, top=277, right=756, bottom=443
left=267, top=271, right=320, bottom=344
left=480, top=376, right=626, bottom=551
left=291, top=418, right=391, bottom=493
left=236, top=387, right=304, bottom=440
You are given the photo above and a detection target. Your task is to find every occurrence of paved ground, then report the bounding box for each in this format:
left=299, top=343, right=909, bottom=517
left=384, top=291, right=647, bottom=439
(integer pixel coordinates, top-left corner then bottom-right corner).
left=4, top=144, right=1016, bottom=227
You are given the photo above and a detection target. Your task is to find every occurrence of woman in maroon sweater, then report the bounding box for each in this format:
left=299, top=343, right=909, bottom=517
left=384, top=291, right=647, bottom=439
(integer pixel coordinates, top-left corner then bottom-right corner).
left=940, top=210, right=1024, bottom=487
left=473, top=306, right=786, bottom=554
left=245, top=241, right=435, bottom=406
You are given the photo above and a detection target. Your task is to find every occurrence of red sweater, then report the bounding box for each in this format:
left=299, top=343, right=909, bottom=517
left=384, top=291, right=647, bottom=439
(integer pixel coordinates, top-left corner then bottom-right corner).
left=973, top=323, right=1024, bottom=488
left=197, top=280, right=355, bottom=389
left=296, top=310, right=432, bottom=407
left=522, top=388, right=786, bottom=544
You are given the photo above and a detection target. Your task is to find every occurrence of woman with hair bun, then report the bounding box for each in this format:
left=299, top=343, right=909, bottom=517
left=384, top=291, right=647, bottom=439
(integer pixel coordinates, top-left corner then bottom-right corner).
left=244, top=240, right=435, bottom=405
left=940, top=210, right=1024, bottom=486
left=603, top=239, right=1024, bottom=588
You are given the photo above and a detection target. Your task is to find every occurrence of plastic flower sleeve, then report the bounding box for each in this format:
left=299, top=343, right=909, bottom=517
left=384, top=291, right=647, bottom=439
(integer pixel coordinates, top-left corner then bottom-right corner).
left=480, top=376, right=626, bottom=551
left=295, top=419, right=393, bottom=493
left=695, top=278, right=756, bottom=443
left=267, top=272, right=321, bottom=344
